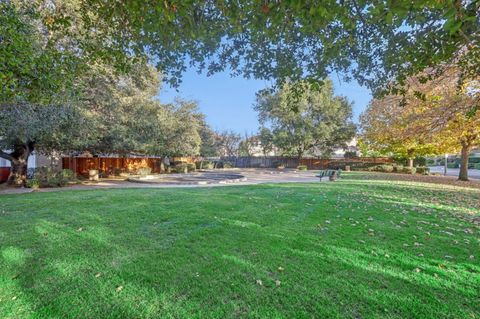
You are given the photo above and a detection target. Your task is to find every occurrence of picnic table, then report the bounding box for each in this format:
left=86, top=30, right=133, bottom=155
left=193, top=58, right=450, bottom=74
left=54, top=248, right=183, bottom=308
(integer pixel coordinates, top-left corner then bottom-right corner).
left=316, top=169, right=342, bottom=181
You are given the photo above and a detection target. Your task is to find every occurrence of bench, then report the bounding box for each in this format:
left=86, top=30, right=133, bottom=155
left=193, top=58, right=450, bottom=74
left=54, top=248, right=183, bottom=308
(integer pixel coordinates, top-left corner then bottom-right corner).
left=316, top=169, right=342, bottom=181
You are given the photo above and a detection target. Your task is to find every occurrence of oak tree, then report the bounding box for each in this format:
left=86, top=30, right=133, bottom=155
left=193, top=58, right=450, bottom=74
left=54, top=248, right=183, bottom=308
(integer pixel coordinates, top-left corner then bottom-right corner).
left=255, top=80, right=356, bottom=159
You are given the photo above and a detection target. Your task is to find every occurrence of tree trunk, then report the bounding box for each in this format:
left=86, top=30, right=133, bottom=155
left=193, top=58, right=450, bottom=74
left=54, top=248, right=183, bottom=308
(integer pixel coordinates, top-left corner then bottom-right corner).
left=0, top=142, right=35, bottom=187
left=407, top=158, right=414, bottom=168
left=297, top=151, right=303, bottom=168
left=459, top=143, right=470, bottom=181
left=8, top=159, right=29, bottom=186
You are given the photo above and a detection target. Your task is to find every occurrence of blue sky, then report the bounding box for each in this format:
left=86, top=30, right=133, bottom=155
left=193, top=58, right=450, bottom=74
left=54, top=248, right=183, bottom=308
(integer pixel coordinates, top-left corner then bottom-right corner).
left=159, top=68, right=372, bottom=134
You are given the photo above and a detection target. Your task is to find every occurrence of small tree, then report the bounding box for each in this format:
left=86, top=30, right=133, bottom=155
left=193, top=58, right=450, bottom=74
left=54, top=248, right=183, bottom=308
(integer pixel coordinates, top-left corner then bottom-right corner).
left=215, top=130, right=241, bottom=157
left=360, top=96, right=441, bottom=168
left=360, top=66, right=479, bottom=180
left=258, top=127, right=275, bottom=157
left=402, top=67, right=479, bottom=180
left=197, top=119, right=219, bottom=157
left=238, top=133, right=258, bottom=157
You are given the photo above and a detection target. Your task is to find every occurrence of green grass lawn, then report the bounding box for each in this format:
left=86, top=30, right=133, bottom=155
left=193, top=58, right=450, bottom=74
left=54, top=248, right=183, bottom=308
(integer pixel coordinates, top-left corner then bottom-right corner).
left=0, top=172, right=479, bottom=318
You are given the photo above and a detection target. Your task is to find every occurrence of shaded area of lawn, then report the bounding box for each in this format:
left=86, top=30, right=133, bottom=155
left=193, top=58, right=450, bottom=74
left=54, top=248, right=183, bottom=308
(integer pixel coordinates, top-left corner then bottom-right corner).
left=0, top=173, right=479, bottom=318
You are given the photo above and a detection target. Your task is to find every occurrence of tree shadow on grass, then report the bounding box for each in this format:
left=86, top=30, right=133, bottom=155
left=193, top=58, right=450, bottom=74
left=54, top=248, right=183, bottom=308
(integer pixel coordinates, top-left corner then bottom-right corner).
left=0, top=186, right=479, bottom=318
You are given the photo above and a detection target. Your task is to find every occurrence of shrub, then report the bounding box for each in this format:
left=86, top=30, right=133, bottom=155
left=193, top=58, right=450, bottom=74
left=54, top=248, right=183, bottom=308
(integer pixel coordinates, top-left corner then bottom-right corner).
left=416, top=166, right=430, bottom=175
left=348, top=162, right=377, bottom=171
left=470, top=157, right=480, bottom=164
left=173, top=163, right=188, bottom=173
left=393, top=164, right=404, bottom=172
left=402, top=167, right=416, bottom=174
left=61, top=169, right=75, bottom=180
left=414, top=156, right=427, bottom=167
left=56, top=175, right=69, bottom=187
left=187, top=163, right=196, bottom=172
left=196, top=160, right=214, bottom=169
left=447, top=163, right=459, bottom=169
left=26, top=178, right=40, bottom=189
left=426, top=159, right=435, bottom=166
left=297, top=165, right=308, bottom=171
left=172, top=161, right=187, bottom=166
left=351, top=166, right=364, bottom=171
left=112, top=168, right=124, bottom=176
left=31, top=168, right=76, bottom=187
left=376, top=164, right=394, bottom=173
left=223, top=162, right=233, bottom=169
left=392, top=155, right=407, bottom=166
left=137, top=167, right=152, bottom=176
left=33, top=167, right=56, bottom=187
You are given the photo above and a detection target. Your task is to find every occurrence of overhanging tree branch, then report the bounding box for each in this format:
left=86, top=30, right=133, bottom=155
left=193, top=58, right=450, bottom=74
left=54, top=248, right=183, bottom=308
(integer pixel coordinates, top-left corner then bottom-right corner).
left=0, top=150, right=14, bottom=162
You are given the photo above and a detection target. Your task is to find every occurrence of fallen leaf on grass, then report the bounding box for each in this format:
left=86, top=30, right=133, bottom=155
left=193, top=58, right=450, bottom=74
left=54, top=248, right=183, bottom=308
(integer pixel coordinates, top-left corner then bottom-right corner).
left=256, top=279, right=263, bottom=286
left=278, top=267, right=284, bottom=272
left=95, top=273, right=102, bottom=278
left=116, top=285, right=124, bottom=293
left=275, top=280, right=281, bottom=287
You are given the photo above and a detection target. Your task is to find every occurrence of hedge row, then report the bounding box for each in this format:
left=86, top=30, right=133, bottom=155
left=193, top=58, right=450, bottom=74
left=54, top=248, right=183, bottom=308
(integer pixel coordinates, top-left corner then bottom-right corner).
left=353, top=164, right=430, bottom=175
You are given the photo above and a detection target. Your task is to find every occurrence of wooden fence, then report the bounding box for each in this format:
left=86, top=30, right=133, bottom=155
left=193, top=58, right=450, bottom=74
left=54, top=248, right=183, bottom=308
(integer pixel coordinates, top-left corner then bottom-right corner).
left=62, top=156, right=197, bottom=176
left=62, top=156, right=393, bottom=176
left=221, top=156, right=392, bottom=169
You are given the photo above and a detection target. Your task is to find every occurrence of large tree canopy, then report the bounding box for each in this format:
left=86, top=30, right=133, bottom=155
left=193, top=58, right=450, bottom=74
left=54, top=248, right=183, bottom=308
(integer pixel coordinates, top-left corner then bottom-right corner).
left=67, top=0, right=479, bottom=93
left=0, top=60, right=207, bottom=185
left=359, top=96, right=442, bottom=167
left=0, top=2, right=80, bottom=104
left=5, top=1, right=477, bottom=93
left=255, top=80, right=356, bottom=159
left=360, top=66, right=480, bottom=180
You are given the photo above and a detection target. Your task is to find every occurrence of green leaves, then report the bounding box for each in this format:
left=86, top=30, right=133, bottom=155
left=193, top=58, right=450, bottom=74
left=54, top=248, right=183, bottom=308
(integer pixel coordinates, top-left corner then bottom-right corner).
left=443, top=18, right=463, bottom=35
left=3, top=1, right=479, bottom=96
left=255, top=79, right=356, bottom=158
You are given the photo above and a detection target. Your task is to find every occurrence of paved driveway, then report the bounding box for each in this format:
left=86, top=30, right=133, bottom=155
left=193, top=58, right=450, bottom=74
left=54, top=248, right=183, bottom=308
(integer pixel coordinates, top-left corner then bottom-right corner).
left=428, top=166, right=480, bottom=180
